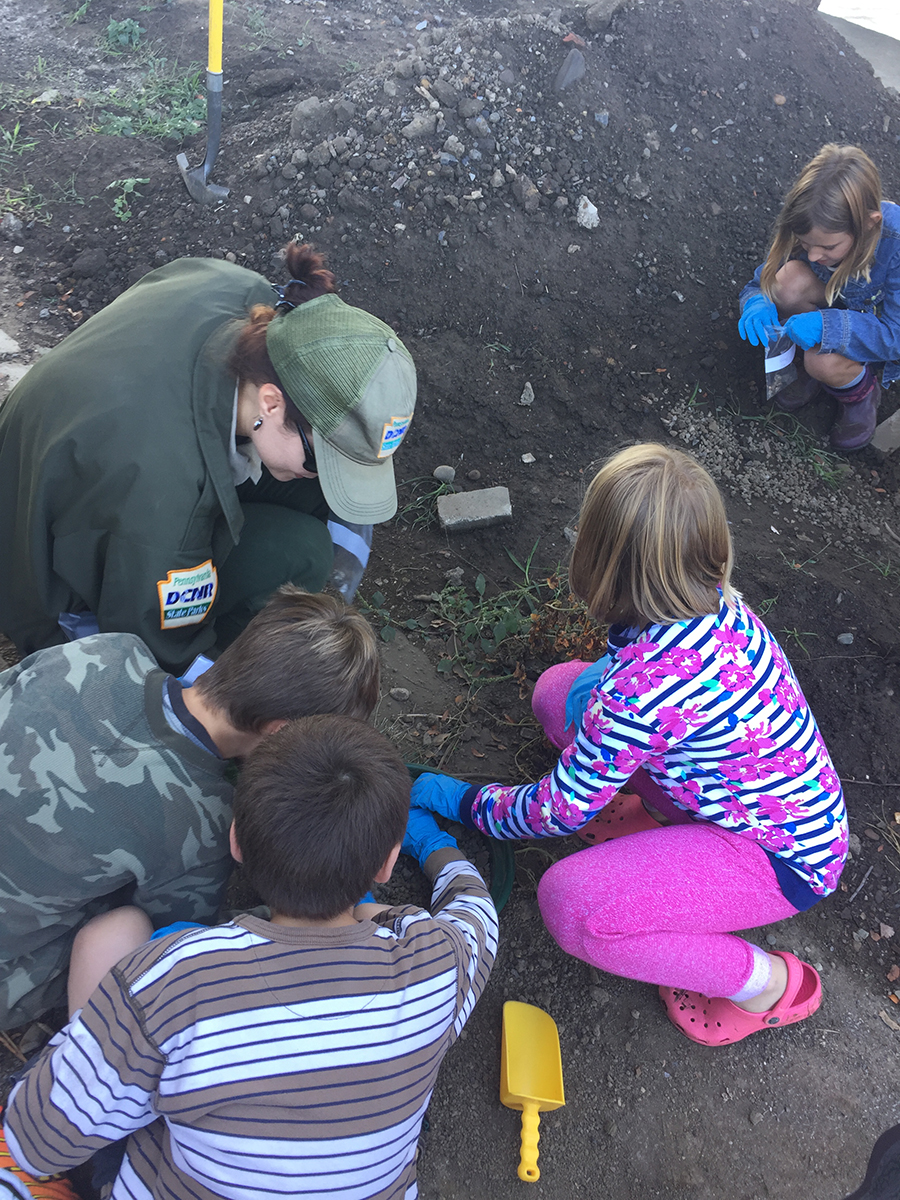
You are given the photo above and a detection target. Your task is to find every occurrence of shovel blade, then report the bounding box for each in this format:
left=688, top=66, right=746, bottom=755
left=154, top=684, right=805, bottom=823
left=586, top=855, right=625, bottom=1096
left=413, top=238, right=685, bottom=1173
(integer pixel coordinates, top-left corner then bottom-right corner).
left=500, top=1001, right=565, bottom=1111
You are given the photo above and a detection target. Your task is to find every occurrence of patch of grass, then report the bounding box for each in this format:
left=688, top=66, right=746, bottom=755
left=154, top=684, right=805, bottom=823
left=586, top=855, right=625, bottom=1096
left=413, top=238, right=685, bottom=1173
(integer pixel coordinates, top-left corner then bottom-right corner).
left=344, top=59, right=363, bottom=74
left=0, top=183, right=49, bottom=224
left=104, top=17, right=146, bottom=53
left=107, top=176, right=148, bottom=221
left=754, top=596, right=778, bottom=617
left=94, top=55, right=205, bottom=141
left=245, top=3, right=273, bottom=50
left=357, top=591, right=421, bottom=644
left=0, top=121, right=37, bottom=162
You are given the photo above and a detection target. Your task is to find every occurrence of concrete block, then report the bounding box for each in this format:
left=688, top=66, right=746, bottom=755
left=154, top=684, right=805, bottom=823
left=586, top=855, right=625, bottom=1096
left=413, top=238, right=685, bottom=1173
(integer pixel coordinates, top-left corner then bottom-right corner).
left=871, top=409, right=900, bottom=454
left=438, top=486, right=512, bottom=532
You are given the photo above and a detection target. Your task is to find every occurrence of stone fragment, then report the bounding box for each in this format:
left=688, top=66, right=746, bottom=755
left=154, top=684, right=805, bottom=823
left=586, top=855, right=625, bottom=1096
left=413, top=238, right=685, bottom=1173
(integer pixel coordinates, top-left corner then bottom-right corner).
left=837, top=632, right=855, bottom=645
left=871, top=408, right=900, bottom=454
left=577, top=196, right=599, bottom=228
left=247, top=68, right=298, bottom=97
left=519, top=382, right=535, bottom=407
left=511, top=175, right=540, bottom=212
left=554, top=48, right=585, bottom=91
left=289, top=96, right=323, bottom=140
left=0, top=213, right=23, bottom=240
left=438, top=487, right=512, bottom=532
left=389, top=687, right=411, bottom=701
left=584, top=0, right=624, bottom=32
left=401, top=113, right=437, bottom=139
left=457, top=97, right=482, bottom=119
left=433, top=464, right=456, bottom=482
left=309, top=141, right=332, bottom=167
left=72, top=248, right=108, bottom=277
left=431, top=79, right=460, bottom=107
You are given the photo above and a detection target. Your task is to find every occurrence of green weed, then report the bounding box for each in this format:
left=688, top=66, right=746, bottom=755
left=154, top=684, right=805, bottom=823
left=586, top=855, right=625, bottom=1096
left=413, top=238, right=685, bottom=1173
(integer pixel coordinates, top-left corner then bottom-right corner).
left=107, top=176, right=148, bottom=221
left=0, top=183, right=48, bottom=223
left=65, top=0, right=93, bottom=24
left=104, top=18, right=146, bottom=52
left=357, top=591, right=421, bottom=644
left=245, top=4, right=273, bottom=49
left=779, top=627, right=819, bottom=658
left=0, top=122, right=37, bottom=160
left=397, top=476, right=456, bottom=530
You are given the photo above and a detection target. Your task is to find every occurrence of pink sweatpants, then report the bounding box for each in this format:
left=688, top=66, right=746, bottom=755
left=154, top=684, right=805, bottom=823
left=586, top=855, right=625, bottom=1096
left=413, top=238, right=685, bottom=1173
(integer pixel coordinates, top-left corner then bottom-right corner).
left=532, top=662, right=800, bottom=998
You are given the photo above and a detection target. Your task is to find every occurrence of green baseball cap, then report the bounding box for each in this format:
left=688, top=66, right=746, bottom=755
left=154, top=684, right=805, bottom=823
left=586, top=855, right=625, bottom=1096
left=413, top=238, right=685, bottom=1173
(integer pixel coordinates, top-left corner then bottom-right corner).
left=266, top=293, right=416, bottom=523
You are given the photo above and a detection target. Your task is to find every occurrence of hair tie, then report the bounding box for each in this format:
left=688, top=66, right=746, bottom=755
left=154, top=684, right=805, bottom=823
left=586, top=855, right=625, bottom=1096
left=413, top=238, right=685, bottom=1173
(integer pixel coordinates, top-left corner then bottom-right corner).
left=272, top=278, right=309, bottom=311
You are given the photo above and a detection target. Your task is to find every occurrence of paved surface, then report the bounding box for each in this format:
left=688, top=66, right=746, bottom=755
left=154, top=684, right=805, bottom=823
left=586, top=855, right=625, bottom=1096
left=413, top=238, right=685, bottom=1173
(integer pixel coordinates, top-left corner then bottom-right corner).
left=818, top=12, right=900, bottom=92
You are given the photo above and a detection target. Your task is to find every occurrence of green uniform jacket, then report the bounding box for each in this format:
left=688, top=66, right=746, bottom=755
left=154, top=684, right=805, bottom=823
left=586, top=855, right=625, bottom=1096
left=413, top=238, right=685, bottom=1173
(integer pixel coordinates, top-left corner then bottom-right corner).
left=0, top=258, right=274, bottom=673
left=0, top=633, right=234, bottom=1030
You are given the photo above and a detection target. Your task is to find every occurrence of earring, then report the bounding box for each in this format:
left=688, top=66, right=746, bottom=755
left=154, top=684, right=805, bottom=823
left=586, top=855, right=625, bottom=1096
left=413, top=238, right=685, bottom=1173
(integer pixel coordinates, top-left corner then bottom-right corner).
left=252, top=417, right=263, bottom=431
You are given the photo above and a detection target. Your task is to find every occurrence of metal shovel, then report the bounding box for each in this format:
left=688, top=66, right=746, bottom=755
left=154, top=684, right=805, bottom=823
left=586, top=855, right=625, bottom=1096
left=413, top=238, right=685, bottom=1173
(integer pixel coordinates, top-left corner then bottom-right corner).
left=500, top=1001, right=566, bottom=1183
left=176, top=0, right=229, bottom=204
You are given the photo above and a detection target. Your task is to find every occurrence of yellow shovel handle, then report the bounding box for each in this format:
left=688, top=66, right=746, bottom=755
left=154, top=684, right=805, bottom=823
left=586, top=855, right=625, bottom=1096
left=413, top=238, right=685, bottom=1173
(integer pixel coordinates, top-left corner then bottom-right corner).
left=517, top=1102, right=541, bottom=1182
left=208, top=0, right=224, bottom=75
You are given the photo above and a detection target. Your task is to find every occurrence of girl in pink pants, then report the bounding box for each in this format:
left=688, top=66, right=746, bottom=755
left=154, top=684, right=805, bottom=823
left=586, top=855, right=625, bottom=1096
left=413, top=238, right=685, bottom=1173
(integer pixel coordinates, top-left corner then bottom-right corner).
left=411, top=444, right=846, bottom=1045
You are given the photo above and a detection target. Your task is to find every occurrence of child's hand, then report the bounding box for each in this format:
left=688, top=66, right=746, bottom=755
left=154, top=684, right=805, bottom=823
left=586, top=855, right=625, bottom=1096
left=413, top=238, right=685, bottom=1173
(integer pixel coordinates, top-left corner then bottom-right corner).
left=410, top=772, right=471, bottom=820
left=783, top=311, right=823, bottom=351
left=738, top=294, right=779, bottom=346
left=401, top=805, right=458, bottom=868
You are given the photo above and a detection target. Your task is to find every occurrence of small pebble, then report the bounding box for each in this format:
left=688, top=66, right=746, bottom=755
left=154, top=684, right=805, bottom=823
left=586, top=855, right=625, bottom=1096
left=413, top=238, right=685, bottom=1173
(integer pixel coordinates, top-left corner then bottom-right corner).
left=766, top=933, right=777, bottom=946
left=773, top=94, right=786, bottom=105
left=389, top=687, right=410, bottom=701
left=466, top=469, right=481, bottom=482
left=837, top=632, right=854, bottom=645
left=521, top=452, right=536, bottom=464
left=749, top=1111, right=764, bottom=1126
left=433, top=464, right=456, bottom=483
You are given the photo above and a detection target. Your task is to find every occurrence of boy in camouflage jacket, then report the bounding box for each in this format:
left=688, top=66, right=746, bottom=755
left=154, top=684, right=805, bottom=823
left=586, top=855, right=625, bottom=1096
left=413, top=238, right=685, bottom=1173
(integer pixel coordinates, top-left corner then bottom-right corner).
left=0, top=586, right=378, bottom=1031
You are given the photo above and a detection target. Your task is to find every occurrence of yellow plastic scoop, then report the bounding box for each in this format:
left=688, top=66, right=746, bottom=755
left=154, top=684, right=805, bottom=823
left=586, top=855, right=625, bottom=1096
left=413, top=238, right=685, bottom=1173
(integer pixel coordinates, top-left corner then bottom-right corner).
left=500, top=1001, right=565, bottom=1182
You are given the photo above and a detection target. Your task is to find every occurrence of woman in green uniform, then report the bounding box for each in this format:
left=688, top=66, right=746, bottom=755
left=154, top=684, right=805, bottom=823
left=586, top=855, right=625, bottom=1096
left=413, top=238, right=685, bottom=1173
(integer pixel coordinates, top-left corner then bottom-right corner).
left=0, top=244, right=416, bottom=674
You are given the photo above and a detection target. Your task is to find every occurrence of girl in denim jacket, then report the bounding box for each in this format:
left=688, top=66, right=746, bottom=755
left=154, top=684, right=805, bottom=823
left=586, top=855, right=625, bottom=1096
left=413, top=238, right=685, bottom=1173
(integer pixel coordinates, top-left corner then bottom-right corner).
left=738, top=143, right=900, bottom=451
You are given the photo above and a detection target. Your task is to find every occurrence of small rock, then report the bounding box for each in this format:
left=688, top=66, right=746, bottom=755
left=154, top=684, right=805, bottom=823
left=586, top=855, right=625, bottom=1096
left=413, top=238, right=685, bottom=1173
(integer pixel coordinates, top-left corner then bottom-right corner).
left=457, top=97, right=482, bottom=119
left=848, top=832, right=862, bottom=857
left=576, top=196, right=599, bottom=228
left=433, top=464, right=456, bottom=483
left=401, top=113, right=437, bottom=140
left=584, top=0, right=624, bottom=33
left=389, top=687, right=411, bottom=702
left=444, top=566, right=465, bottom=584
left=289, top=96, right=323, bottom=139
left=521, top=452, right=536, bottom=464
left=749, top=1111, right=764, bottom=1127
left=837, top=632, right=854, bottom=645
left=72, top=247, right=108, bottom=278
left=467, top=469, right=481, bottom=481
left=519, top=382, right=535, bottom=407
left=511, top=175, right=540, bottom=213
left=773, top=94, right=787, bottom=106
left=0, top=213, right=24, bottom=240
left=554, top=48, right=585, bottom=92
left=765, top=933, right=777, bottom=946
left=431, top=79, right=460, bottom=107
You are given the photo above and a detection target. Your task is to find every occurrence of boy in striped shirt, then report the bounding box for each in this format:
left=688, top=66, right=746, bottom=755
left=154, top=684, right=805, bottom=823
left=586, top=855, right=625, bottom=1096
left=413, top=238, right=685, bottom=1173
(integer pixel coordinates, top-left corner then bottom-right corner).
left=3, top=716, right=498, bottom=1200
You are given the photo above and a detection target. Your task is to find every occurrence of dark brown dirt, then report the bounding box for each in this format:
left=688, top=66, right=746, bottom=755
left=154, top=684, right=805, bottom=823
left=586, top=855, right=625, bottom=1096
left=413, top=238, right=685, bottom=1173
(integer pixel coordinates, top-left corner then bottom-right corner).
left=2, top=0, right=900, bottom=1195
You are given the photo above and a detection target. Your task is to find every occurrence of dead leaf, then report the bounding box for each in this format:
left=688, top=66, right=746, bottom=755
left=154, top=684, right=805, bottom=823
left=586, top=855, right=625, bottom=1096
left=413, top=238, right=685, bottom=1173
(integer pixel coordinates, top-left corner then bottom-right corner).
left=879, top=1009, right=900, bottom=1032
left=471, top=749, right=485, bottom=758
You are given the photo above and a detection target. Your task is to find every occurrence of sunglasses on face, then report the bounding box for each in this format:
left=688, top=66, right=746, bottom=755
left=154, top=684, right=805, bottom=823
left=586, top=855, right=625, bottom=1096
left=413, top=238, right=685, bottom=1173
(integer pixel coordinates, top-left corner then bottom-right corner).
left=298, top=424, right=317, bottom=475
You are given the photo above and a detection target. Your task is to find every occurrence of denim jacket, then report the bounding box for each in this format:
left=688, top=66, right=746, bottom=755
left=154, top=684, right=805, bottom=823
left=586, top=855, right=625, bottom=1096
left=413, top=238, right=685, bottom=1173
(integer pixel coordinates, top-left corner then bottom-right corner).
left=740, top=200, right=900, bottom=386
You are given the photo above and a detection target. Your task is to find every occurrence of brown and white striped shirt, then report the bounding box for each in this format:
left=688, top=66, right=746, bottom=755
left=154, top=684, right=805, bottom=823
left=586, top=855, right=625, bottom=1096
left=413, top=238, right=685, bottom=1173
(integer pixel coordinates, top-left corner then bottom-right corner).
left=4, top=857, right=497, bottom=1200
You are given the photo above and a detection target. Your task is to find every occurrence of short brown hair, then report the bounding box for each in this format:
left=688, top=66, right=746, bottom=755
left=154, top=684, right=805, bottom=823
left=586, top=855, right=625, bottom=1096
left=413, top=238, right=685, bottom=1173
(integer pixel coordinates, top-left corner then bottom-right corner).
left=194, top=585, right=379, bottom=731
left=760, top=143, right=883, bottom=307
left=232, top=715, right=410, bottom=919
left=569, top=444, right=735, bottom=627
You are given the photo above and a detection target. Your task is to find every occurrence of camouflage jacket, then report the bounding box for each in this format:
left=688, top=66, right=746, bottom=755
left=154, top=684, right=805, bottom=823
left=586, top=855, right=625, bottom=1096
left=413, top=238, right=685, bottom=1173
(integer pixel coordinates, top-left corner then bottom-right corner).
left=0, top=633, right=234, bottom=1028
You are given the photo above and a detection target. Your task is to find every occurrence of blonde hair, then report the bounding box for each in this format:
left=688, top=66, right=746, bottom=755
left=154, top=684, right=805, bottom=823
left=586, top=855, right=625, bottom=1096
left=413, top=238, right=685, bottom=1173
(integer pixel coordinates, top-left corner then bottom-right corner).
left=759, top=143, right=882, bottom=307
left=569, top=444, right=735, bottom=628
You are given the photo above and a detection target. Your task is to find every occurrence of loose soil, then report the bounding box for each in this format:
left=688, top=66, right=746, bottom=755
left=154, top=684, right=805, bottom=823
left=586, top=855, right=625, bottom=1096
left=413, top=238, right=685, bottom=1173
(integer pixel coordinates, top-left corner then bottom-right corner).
left=2, top=0, right=900, bottom=1196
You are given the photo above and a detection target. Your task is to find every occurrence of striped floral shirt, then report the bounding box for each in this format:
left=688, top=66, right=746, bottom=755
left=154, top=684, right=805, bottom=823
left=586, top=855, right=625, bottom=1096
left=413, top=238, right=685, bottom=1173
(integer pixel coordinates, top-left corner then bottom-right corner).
left=466, top=594, right=847, bottom=905
left=4, top=858, right=497, bottom=1200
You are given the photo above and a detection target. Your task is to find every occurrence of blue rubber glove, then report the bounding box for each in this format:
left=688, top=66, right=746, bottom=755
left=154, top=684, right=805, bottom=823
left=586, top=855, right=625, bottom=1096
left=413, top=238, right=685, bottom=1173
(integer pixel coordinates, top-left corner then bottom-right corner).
left=410, top=772, right=471, bottom=820
left=783, top=310, right=823, bottom=351
left=402, top=805, right=458, bottom=868
left=738, top=293, right=780, bottom=347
